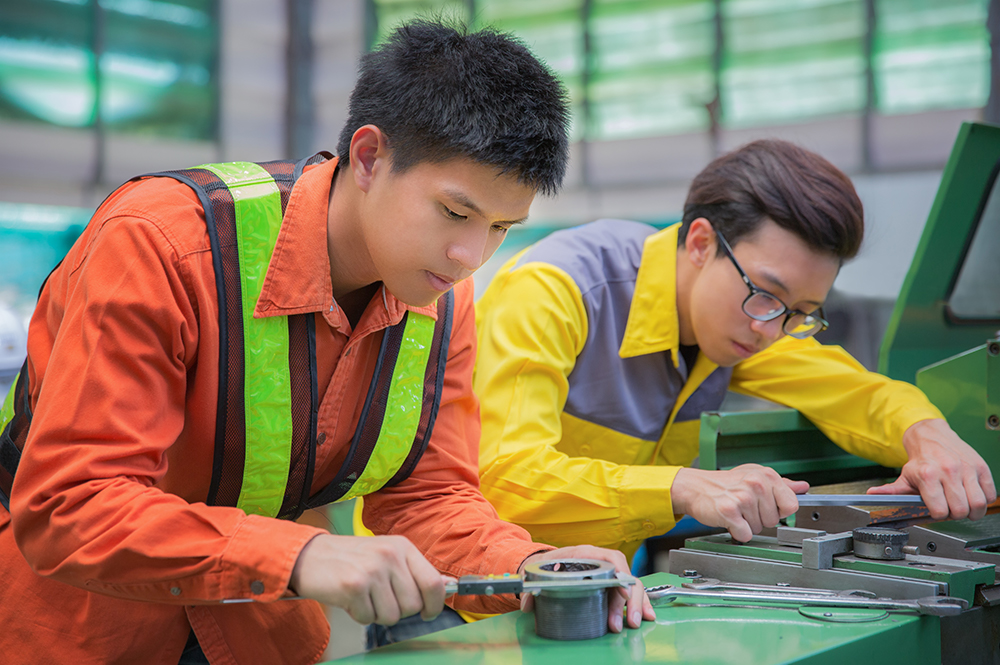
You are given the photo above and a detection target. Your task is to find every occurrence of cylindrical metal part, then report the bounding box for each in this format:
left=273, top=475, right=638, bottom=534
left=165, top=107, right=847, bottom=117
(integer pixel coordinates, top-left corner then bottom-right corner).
left=852, top=527, right=909, bottom=560
left=523, top=559, right=616, bottom=640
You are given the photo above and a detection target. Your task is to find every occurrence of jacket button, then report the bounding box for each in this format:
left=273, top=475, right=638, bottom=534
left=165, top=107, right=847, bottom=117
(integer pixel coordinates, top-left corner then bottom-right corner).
left=250, top=580, right=265, bottom=595
left=170, top=587, right=182, bottom=596
left=579, top=444, right=592, bottom=455
left=316, top=433, right=327, bottom=445
left=642, top=521, right=656, bottom=531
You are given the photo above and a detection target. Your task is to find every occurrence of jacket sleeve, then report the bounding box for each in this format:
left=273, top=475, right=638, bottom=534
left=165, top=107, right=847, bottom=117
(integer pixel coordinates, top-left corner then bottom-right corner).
left=11, top=198, right=326, bottom=606
left=472, top=259, right=682, bottom=554
left=730, top=336, right=944, bottom=468
left=361, top=278, right=554, bottom=615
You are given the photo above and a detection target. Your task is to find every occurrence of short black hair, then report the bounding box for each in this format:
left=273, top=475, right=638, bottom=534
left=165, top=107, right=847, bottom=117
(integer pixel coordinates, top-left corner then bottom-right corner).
left=337, top=20, right=570, bottom=196
left=679, top=140, right=864, bottom=260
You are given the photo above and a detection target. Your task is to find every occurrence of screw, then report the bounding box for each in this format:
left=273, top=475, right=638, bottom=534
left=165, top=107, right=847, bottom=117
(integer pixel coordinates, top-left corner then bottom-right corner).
left=988, top=414, right=1000, bottom=430
left=811, top=512, right=821, bottom=521
left=988, top=341, right=1000, bottom=356
left=683, top=570, right=699, bottom=577
left=776, top=582, right=791, bottom=587
left=885, top=546, right=893, bottom=556
left=824, top=612, right=833, bottom=617
left=927, top=541, right=937, bottom=552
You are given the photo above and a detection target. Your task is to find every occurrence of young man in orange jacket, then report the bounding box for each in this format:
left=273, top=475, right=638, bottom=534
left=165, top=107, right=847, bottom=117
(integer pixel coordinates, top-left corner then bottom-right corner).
left=0, top=21, right=651, bottom=665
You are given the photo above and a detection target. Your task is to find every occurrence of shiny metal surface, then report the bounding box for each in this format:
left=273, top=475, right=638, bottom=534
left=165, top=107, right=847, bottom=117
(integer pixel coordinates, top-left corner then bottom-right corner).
left=645, top=583, right=968, bottom=616
left=523, top=559, right=617, bottom=640
left=797, top=494, right=925, bottom=507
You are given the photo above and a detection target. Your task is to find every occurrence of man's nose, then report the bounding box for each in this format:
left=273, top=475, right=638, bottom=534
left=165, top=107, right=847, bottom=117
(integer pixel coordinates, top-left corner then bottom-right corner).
left=446, top=227, right=489, bottom=272
left=750, top=316, right=785, bottom=342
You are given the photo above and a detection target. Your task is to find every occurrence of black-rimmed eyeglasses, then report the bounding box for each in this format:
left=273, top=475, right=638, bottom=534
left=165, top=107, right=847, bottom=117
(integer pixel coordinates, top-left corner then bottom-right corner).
left=715, top=229, right=829, bottom=339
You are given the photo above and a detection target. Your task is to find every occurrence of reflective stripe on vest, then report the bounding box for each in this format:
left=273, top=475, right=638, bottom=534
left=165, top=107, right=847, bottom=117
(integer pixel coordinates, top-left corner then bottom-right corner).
left=197, top=161, right=294, bottom=517
left=342, top=311, right=435, bottom=500
left=196, top=161, right=440, bottom=515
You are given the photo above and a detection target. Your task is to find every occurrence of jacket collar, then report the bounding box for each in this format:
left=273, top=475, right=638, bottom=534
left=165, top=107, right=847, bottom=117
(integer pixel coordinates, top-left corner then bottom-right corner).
left=253, top=156, right=438, bottom=328
left=619, top=223, right=682, bottom=365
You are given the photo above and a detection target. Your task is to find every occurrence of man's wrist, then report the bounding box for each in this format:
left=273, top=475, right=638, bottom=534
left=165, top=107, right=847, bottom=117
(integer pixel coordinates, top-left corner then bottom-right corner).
left=517, top=548, right=554, bottom=576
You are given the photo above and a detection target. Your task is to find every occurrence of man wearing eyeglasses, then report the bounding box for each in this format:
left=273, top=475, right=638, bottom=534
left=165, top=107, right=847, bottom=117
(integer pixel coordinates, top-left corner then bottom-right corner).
left=473, top=139, right=995, bottom=555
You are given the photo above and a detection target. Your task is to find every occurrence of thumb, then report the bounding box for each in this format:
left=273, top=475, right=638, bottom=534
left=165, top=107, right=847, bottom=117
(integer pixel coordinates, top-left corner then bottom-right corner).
left=867, top=477, right=918, bottom=495
left=520, top=593, right=535, bottom=613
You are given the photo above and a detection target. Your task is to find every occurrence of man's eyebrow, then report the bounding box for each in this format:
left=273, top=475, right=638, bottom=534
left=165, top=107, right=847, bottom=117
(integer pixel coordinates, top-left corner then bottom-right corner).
left=443, top=189, right=528, bottom=225
left=758, top=269, right=823, bottom=308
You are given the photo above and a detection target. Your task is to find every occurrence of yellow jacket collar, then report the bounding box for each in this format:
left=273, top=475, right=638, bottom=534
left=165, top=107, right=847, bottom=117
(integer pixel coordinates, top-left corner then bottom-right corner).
left=619, top=223, right=681, bottom=364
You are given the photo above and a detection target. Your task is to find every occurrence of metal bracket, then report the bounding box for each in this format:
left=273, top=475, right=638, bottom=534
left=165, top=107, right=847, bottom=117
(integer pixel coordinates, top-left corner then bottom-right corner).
left=802, top=532, right=854, bottom=570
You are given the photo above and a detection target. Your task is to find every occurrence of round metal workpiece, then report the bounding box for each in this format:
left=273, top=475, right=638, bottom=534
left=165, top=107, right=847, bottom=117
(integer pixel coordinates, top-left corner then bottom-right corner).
left=852, top=527, right=909, bottom=560
left=523, top=559, right=616, bottom=640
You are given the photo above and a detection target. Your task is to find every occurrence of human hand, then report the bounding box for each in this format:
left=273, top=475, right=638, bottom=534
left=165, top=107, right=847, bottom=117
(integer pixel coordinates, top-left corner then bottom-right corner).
left=517, top=545, right=655, bottom=633
left=670, top=464, right=809, bottom=543
left=867, top=418, right=996, bottom=520
left=289, top=534, right=451, bottom=625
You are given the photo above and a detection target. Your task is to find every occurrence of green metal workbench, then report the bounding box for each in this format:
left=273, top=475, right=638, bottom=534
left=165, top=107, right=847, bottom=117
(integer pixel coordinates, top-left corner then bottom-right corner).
left=326, top=573, right=941, bottom=664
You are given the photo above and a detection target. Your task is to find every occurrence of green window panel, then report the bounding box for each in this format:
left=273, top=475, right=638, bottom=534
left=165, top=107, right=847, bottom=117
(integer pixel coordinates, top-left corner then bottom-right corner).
left=720, top=0, right=866, bottom=128
left=874, top=0, right=989, bottom=115
left=0, top=0, right=216, bottom=140
left=588, top=0, right=714, bottom=139
left=365, top=0, right=991, bottom=141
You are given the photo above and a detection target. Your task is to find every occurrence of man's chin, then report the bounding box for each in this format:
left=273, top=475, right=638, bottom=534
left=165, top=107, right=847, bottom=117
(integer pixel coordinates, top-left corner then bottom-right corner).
left=388, top=288, right=442, bottom=309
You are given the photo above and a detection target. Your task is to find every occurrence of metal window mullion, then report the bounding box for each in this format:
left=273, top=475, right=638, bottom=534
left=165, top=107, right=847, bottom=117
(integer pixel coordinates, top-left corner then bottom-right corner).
left=89, top=0, right=106, bottom=199
left=862, top=0, right=876, bottom=172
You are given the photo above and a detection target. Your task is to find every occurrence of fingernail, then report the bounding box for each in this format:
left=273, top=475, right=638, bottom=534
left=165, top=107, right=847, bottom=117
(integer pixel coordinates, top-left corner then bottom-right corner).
left=631, top=610, right=640, bottom=626
left=612, top=614, right=623, bottom=632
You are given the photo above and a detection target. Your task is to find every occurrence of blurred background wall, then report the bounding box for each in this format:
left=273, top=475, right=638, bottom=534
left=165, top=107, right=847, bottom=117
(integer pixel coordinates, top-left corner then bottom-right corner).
left=1, top=0, right=996, bottom=373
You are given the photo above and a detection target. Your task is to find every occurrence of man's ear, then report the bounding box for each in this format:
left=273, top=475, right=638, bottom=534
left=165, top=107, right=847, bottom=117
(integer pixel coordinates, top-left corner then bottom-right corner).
left=348, top=125, right=389, bottom=193
left=684, top=217, right=716, bottom=269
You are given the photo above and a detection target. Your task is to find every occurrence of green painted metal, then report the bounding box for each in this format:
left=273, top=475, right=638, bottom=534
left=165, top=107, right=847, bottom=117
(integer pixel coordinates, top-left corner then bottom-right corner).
left=879, top=122, right=1000, bottom=384
left=326, top=573, right=940, bottom=664
left=682, top=534, right=994, bottom=603
left=198, top=161, right=292, bottom=519
left=916, top=338, right=1000, bottom=479
left=699, top=409, right=893, bottom=486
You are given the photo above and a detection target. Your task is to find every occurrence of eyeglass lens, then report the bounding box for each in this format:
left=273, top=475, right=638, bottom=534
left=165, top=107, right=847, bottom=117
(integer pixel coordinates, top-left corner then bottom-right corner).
left=743, top=292, right=823, bottom=339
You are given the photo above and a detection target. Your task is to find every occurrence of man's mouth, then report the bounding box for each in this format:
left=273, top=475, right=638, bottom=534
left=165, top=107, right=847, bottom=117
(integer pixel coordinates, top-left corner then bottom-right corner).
left=426, top=271, right=458, bottom=291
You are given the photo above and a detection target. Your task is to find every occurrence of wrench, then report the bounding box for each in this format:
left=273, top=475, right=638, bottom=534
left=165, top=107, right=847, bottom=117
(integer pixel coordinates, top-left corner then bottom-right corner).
left=645, top=583, right=968, bottom=616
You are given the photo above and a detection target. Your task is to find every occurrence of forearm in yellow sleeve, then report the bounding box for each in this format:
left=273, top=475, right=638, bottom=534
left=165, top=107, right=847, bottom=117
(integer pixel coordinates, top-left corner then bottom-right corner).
left=731, top=336, right=944, bottom=468
left=474, top=261, right=681, bottom=551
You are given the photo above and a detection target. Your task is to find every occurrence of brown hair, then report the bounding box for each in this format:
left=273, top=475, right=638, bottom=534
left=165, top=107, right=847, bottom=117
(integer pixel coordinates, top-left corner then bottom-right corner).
left=679, top=139, right=864, bottom=260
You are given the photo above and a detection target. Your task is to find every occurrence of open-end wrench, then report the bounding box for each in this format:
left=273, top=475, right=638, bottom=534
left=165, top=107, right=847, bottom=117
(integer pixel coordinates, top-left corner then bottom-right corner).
left=644, top=584, right=968, bottom=616
left=679, top=578, right=877, bottom=598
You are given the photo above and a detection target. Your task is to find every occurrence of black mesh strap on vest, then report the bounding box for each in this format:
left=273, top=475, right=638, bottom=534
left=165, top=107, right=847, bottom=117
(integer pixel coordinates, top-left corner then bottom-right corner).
left=305, top=288, right=454, bottom=508
left=144, top=155, right=324, bottom=520
left=0, top=363, right=31, bottom=511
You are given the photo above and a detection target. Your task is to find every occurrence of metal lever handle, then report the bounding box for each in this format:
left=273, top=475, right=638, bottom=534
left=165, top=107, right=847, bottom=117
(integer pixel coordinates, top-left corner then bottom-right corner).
left=796, top=494, right=925, bottom=507
left=644, top=584, right=968, bottom=617
left=444, top=574, right=638, bottom=597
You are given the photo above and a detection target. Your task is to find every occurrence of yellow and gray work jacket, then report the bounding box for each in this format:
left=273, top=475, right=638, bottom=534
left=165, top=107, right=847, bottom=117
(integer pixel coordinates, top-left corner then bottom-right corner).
left=0, top=156, right=453, bottom=518
left=474, top=219, right=942, bottom=559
